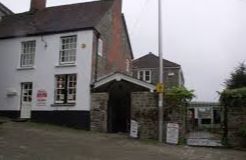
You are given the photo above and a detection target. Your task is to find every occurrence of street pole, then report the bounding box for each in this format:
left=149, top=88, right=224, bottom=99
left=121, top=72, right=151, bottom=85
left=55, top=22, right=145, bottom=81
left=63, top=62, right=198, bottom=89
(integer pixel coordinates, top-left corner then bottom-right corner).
left=158, top=0, right=164, bottom=143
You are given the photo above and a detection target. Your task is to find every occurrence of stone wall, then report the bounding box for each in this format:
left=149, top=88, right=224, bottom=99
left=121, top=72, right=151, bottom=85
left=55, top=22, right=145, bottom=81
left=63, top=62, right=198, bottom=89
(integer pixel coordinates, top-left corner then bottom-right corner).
left=91, top=91, right=187, bottom=142
left=163, top=104, right=187, bottom=142
left=90, top=93, right=109, bottom=132
left=131, top=92, right=158, bottom=139
left=227, top=106, right=246, bottom=147
left=131, top=92, right=187, bottom=142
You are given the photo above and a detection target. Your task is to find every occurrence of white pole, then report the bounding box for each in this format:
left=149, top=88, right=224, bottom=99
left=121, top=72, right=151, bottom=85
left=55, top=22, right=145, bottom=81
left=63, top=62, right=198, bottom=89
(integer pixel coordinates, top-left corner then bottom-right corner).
left=158, top=0, right=164, bottom=143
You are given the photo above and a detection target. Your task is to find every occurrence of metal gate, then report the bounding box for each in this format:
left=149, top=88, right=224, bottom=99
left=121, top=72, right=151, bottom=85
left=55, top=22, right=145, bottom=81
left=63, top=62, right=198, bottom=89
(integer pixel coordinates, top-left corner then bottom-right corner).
left=186, top=102, right=224, bottom=147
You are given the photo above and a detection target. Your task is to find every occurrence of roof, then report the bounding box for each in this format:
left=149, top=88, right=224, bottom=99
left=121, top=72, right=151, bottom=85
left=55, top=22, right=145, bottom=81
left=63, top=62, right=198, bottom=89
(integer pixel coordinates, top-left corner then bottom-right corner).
left=93, top=72, right=156, bottom=91
left=0, top=2, right=13, bottom=16
left=0, top=1, right=113, bottom=39
left=133, top=53, right=181, bottom=69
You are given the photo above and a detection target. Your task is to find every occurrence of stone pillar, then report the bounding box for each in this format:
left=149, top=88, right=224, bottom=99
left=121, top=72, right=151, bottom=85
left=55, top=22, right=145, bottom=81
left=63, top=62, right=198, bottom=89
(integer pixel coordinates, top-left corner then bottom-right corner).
left=90, top=93, right=109, bottom=132
left=227, top=106, right=246, bottom=147
left=131, top=92, right=158, bottom=139
left=163, top=104, right=187, bottom=143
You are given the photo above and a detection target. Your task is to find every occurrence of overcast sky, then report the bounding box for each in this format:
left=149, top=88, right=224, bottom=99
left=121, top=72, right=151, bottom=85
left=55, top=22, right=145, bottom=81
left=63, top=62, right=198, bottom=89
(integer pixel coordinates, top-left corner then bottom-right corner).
left=1, top=0, right=246, bottom=102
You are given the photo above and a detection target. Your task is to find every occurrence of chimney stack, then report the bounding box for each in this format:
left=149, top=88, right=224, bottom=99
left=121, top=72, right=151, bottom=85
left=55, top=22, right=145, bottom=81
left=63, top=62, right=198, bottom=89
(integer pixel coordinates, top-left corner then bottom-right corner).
left=30, top=0, right=46, bottom=11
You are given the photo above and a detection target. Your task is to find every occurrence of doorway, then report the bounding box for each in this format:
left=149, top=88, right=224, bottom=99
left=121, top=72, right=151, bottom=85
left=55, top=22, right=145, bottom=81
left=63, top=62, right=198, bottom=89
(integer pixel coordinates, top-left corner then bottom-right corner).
left=20, top=82, right=33, bottom=119
left=107, top=83, right=131, bottom=133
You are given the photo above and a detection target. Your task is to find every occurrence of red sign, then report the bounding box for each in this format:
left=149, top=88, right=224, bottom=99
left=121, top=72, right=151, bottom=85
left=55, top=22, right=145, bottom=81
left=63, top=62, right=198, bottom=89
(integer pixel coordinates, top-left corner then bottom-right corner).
left=36, top=90, right=47, bottom=106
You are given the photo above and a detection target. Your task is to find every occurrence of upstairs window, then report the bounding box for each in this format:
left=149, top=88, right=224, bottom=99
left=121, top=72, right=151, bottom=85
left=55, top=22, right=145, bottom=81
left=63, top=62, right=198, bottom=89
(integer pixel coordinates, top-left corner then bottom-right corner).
left=59, top=35, right=77, bottom=64
left=20, top=41, right=36, bottom=67
left=55, top=74, right=77, bottom=104
left=97, top=38, right=103, bottom=56
left=137, top=70, right=151, bottom=83
left=126, top=59, right=130, bottom=72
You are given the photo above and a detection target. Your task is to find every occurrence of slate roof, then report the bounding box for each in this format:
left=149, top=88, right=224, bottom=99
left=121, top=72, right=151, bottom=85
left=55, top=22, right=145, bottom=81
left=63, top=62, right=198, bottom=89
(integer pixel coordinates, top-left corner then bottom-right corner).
left=0, top=1, right=113, bottom=39
left=0, top=2, right=13, bottom=15
left=133, top=53, right=181, bottom=68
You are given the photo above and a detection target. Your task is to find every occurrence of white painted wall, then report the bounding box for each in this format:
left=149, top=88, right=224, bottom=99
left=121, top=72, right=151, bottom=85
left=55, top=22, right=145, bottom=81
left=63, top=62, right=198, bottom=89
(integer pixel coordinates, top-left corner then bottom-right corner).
left=0, top=30, right=94, bottom=111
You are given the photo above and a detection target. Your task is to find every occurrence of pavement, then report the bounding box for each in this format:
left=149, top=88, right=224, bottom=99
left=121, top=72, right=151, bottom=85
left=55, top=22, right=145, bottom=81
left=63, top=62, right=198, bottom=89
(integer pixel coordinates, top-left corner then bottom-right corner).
left=0, top=118, right=245, bottom=160
left=187, top=131, right=223, bottom=147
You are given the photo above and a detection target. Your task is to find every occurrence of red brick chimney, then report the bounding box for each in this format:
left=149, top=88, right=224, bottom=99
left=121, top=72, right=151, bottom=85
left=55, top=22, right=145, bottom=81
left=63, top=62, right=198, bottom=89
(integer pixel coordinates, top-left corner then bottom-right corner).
left=30, top=0, right=46, bottom=11
left=107, top=0, right=125, bottom=72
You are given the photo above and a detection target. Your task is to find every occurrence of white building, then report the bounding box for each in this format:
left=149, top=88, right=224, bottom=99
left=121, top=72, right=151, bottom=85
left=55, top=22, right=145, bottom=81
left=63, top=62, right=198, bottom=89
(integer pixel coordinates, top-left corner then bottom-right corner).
left=0, top=0, right=133, bottom=129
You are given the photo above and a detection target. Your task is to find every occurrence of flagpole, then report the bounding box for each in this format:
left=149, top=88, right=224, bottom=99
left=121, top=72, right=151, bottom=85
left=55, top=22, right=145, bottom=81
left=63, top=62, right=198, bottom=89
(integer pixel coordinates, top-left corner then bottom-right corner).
left=158, top=0, right=164, bottom=143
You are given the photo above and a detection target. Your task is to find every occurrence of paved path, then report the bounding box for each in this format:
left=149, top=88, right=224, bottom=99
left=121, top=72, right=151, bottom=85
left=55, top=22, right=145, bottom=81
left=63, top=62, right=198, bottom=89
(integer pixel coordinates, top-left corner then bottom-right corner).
left=187, top=131, right=223, bottom=147
left=0, top=120, right=245, bottom=160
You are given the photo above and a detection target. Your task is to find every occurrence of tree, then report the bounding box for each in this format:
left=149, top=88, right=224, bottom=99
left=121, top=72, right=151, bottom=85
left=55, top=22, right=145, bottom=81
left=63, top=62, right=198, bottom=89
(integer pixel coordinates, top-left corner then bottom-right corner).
left=165, top=86, right=195, bottom=106
left=219, top=62, right=246, bottom=146
left=225, top=62, right=246, bottom=89
left=220, top=62, right=246, bottom=107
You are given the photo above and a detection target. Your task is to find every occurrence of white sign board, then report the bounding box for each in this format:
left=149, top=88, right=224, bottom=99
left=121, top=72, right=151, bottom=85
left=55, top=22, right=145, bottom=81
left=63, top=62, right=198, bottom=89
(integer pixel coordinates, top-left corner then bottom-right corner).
left=166, top=123, right=179, bottom=144
left=36, top=89, right=48, bottom=106
left=130, top=120, right=138, bottom=138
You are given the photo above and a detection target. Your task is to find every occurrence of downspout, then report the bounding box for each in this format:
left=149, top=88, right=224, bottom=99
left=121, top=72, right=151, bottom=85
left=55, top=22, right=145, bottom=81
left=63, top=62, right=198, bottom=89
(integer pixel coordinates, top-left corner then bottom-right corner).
left=94, top=33, right=100, bottom=82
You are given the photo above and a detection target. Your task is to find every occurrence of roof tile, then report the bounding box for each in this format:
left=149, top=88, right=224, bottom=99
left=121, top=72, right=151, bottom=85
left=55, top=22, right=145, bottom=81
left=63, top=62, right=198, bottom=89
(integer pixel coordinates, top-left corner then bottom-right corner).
left=0, top=1, right=113, bottom=39
left=133, top=53, right=181, bottom=68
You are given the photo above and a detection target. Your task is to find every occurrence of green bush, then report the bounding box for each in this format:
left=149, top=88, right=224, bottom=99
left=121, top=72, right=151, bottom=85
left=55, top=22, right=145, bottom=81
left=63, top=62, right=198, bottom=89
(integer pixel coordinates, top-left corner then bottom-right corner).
left=165, top=86, right=195, bottom=105
left=219, top=87, right=246, bottom=107
left=225, top=62, right=246, bottom=89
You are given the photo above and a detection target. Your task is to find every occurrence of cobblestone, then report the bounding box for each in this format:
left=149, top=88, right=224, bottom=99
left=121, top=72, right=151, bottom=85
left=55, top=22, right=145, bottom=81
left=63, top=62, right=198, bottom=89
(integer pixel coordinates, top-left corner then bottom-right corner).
left=0, top=120, right=245, bottom=160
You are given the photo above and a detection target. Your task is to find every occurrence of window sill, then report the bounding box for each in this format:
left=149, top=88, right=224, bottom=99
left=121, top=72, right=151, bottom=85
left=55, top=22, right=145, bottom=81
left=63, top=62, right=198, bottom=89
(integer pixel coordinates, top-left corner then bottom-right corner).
left=51, top=103, right=76, bottom=107
left=16, top=66, right=35, bottom=70
left=55, top=64, right=77, bottom=68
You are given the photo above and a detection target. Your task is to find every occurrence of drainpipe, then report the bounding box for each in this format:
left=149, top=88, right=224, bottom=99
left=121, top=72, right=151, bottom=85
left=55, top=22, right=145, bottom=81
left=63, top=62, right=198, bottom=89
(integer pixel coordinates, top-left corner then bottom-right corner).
left=94, top=32, right=100, bottom=82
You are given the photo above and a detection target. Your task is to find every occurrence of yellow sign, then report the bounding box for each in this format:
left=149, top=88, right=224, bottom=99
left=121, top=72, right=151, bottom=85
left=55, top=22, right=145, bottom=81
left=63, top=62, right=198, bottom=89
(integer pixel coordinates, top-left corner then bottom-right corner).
left=156, top=83, right=164, bottom=93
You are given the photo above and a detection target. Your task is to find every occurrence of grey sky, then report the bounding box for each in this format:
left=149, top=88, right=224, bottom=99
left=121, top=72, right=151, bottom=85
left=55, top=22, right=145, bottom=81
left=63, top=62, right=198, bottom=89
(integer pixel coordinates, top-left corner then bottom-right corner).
left=1, top=0, right=246, bottom=102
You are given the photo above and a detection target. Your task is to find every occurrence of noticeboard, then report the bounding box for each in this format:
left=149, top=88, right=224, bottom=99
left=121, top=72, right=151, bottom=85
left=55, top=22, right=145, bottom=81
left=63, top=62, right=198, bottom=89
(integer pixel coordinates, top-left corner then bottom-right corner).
left=36, top=89, right=48, bottom=106
left=166, top=123, right=179, bottom=144
left=130, top=120, right=138, bottom=138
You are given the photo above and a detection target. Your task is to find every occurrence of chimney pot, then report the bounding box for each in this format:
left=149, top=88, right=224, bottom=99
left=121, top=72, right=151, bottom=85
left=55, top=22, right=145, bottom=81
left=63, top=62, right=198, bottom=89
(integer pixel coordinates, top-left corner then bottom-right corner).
left=30, top=0, right=46, bottom=11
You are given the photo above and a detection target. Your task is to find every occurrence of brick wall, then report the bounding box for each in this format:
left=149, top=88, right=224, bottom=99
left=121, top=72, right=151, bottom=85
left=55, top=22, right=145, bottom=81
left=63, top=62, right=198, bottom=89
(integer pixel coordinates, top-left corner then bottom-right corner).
left=92, top=0, right=133, bottom=81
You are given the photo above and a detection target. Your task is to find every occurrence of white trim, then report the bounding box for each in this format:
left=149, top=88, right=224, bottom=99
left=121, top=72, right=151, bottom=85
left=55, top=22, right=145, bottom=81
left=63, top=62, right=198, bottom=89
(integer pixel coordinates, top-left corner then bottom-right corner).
left=132, top=67, right=180, bottom=70
left=97, top=38, right=103, bottom=56
left=55, top=64, right=77, bottom=68
left=19, top=40, right=36, bottom=68
left=17, top=66, right=35, bottom=70
left=126, top=59, right=130, bottom=73
left=59, top=35, right=77, bottom=64
left=137, top=70, right=152, bottom=83
left=94, top=73, right=155, bottom=91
